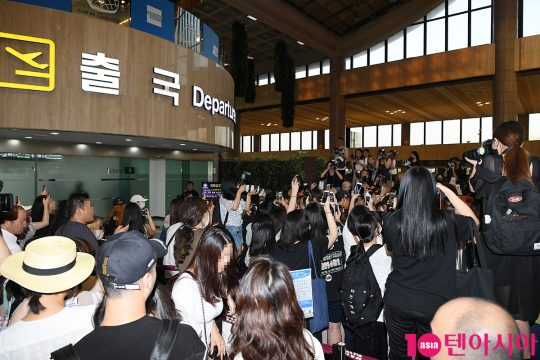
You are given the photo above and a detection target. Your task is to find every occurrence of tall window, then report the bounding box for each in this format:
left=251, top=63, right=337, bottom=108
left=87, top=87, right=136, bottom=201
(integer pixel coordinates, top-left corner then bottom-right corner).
left=378, top=125, right=392, bottom=147
left=426, top=121, right=442, bottom=145
left=270, top=133, right=280, bottom=151
left=280, top=133, right=290, bottom=151
left=529, top=114, right=540, bottom=141
left=363, top=126, right=377, bottom=147
left=522, top=0, right=540, bottom=37
left=410, top=122, right=425, bottom=145
left=260, top=134, right=270, bottom=152
left=241, top=136, right=253, bottom=153
left=291, top=132, right=301, bottom=151
left=350, top=127, right=363, bottom=148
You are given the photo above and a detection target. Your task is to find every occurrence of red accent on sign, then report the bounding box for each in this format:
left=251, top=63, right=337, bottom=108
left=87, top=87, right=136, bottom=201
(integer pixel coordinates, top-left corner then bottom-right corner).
left=508, top=196, right=523, bottom=203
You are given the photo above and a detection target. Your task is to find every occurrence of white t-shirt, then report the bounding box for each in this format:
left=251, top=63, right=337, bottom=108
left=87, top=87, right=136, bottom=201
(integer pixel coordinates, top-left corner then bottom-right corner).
left=233, top=329, right=324, bottom=360
left=0, top=305, right=95, bottom=359
left=219, top=197, right=245, bottom=227
left=172, top=272, right=224, bottom=346
left=1, top=229, right=21, bottom=254
left=364, top=244, right=392, bottom=322
left=163, top=222, right=183, bottom=278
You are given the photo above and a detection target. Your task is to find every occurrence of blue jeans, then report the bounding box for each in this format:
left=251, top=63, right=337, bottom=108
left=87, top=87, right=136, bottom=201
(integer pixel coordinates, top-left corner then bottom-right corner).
left=226, top=225, right=243, bottom=249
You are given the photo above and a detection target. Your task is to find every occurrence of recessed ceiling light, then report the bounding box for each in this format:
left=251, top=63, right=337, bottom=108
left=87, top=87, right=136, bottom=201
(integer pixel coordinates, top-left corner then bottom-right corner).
left=50, top=132, right=59, bottom=135
left=96, top=141, right=102, bottom=144
left=24, top=136, right=32, bottom=139
left=247, top=15, right=257, bottom=21
left=297, top=41, right=304, bottom=46
left=125, top=138, right=133, bottom=142
left=8, top=139, right=20, bottom=145
left=9, top=128, right=18, bottom=132
left=129, top=147, right=139, bottom=153
left=163, top=144, right=171, bottom=147
left=193, top=148, right=197, bottom=151
left=173, top=150, right=180, bottom=154
left=76, top=144, right=88, bottom=149
left=180, top=143, right=186, bottom=146
left=316, top=117, right=320, bottom=120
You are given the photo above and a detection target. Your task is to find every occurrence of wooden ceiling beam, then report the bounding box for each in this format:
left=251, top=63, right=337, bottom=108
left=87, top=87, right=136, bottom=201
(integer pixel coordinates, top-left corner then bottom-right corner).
left=222, top=0, right=340, bottom=57
left=339, top=0, right=441, bottom=58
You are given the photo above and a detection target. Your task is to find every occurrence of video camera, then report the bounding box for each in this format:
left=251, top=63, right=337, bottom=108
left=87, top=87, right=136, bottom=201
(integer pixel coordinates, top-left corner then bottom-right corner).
left=0, top=180, right=14, bottom=213
left=463, top=139, right=496, bottom=161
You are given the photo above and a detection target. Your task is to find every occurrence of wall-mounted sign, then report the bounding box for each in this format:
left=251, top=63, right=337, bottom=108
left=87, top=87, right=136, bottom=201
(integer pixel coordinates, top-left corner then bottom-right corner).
left=192, top=86, right=236, bottom=123
left=152, top=67, right=180, bottom=106
left=81, top=52, right=120, bottom=95
left=0, top=31, right=55, bottom=92
left=131, top=0, right=174, bottom=42
left=0, top=152, right=63, bottom=160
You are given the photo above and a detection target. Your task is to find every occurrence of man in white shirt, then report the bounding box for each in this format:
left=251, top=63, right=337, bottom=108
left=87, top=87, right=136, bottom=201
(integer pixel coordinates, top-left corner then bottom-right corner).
left=1, top=205, right=27, bottom=254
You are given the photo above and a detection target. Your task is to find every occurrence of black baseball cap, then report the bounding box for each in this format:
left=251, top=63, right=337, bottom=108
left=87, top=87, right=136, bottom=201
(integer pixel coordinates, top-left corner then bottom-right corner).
left=336, top=190, right=350, bottom=202
left=112, top=197, right=125, bottom=206
left=96, top=231, right=166, bottom=290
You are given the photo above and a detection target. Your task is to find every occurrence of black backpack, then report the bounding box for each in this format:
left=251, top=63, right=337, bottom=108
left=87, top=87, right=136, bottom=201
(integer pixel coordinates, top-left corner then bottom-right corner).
left=340, top=244, right=383, bottom=329
left=476, top=164, right=540, bottom=255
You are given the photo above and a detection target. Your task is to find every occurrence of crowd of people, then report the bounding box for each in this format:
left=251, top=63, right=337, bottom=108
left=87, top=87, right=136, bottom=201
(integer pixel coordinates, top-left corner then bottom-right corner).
left=0, top=120, right=538, bottom=359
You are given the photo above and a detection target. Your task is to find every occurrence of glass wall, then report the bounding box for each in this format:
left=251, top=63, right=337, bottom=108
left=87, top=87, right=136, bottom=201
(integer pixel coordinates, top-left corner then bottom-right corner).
left=0, top=155, right=210, bottom=217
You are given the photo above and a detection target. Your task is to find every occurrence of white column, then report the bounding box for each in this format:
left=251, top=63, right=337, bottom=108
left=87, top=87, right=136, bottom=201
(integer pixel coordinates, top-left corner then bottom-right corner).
left=149, top=159, right=166, bottom=217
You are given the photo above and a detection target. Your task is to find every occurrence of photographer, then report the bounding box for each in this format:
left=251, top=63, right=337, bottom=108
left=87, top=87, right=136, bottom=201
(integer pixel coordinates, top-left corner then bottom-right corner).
left=467, top=121, right=540, bottom=359
left=444, top=157, right=468, bottom=194
left=333, top=137, right=348, bottom=161
left=320, top=161, right=344, bottom=189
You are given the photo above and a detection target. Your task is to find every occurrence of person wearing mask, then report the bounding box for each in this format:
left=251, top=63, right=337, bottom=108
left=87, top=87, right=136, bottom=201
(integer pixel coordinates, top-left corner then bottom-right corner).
left=163, top=197, right=210, bottom=279
left=129, top=195, right=156, bottom=237
left=467, top=121, right=540, bottom=360
left=69, top=231, right=205, bottom=359
left=0, top=236, right=95, bottom=359
left=231, top=256, right=324, bottom=360
left=55, top=193, right=99, bottom=254
left=172, top=227, right=235, bottom=359
left=382, top=166, right=479, bottom=359
left=408, top=151, right=421, bottom=167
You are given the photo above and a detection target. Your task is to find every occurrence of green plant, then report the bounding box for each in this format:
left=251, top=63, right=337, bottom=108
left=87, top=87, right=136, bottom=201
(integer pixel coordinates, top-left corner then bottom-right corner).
left=230, top=22, right=248, bottom=97
left=244, top=58, right=256, bottom=103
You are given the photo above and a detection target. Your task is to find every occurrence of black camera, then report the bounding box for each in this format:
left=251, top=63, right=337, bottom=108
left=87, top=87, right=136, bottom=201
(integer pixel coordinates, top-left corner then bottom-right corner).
left=0, top=193, right=15, bottom=212
left=463, top=139, right=496, bottom=161
left=355, top=170, right=362, bottom=179
left=239, top=171, right=251, bottom=185
left=388, top=149, right=398, bottom=159
left=378, top=148, right=386, bottom=160
left=448, top=161, right=456, bottom=168
left=401, top=159, right=411, bottom=167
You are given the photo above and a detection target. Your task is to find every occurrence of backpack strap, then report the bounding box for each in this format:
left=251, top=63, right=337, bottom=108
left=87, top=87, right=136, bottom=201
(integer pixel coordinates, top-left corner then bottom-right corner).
left=223, top=211, right=229, bottom=226
left=364, top=244, right=382, bottom=258
left=50, top=344, right=81, bottom=360
left=150, top=319, right=180, bottom=360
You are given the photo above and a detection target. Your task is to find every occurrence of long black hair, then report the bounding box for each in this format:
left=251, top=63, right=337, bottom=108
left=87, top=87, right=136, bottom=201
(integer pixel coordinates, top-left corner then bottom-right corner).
left=395, top=166, right=447, bottom=260
left=122, top=203, right=146, bottom=235
left=249, top=214, right=275, bottom=257
left=347, top=206, right=378, bottom=256
left=278, top=210, right=310, bottom=251
left=304, top=202, right=327, bottom=240
left=221, top=176, right=238, bottom=201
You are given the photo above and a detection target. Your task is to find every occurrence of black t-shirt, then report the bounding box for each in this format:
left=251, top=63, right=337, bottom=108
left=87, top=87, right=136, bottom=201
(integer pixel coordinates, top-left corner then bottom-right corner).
left=55, top=221, right=99, bottom=254
left=270, top=237, right=328, bottom=277
left=383, top=210, right=473, bottom=315
left=321, top=171, right=343, bottom=189
left=321, top=230, right=346, bottom=302
left=73, top=316, right=206, bottom=360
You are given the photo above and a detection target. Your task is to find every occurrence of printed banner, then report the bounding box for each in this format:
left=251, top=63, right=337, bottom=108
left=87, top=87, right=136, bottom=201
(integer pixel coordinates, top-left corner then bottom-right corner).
left=290, top=268, right=313, bottom=319
left=131, top=0, right=174, bottom=42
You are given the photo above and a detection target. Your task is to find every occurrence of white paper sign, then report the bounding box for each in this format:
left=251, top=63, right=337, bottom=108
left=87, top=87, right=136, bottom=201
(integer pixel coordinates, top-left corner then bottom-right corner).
left=290, top=268, right=313, bottom=319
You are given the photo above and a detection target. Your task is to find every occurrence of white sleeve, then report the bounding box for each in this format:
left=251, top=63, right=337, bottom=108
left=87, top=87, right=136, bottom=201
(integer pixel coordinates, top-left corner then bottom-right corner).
left=342, top=221, right=356, bottom=261
left=172, top=276, right=205, bottom=337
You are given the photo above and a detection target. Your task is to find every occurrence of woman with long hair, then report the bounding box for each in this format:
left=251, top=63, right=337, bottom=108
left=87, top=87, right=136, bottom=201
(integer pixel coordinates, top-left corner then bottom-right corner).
left=219, top=176, right=254, bottom=249
left=382, top=166, right=478, bottom=359
left=172, top=226, right=235, bottom=359
left=122, top=203, right=147, bottom=236
left=468, top=120, right=540, bottom=359
left=240, top=214, right=275, bottom=273
left=163, top=197, right=210, bottom=279
left=103, top=200, right=125, bottom=237
left=231, top=255, right=324, bottom=360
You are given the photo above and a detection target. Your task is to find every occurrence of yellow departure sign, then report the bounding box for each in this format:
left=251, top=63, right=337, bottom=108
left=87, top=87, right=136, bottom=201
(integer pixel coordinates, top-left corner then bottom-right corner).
left=0, top=32, right=55, bottom=92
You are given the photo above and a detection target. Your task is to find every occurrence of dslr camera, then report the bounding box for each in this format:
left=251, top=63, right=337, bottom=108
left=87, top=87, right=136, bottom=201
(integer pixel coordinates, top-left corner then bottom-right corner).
left=388, top=149, right=398, bottom=159
left=378, top=148, right=386, bottom=160
left=463, top=139, right=496, bottom=161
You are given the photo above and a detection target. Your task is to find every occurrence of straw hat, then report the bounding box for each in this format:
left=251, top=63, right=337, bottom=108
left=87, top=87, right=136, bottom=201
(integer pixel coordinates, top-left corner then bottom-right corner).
left=0, top=236, right=95, bottom=294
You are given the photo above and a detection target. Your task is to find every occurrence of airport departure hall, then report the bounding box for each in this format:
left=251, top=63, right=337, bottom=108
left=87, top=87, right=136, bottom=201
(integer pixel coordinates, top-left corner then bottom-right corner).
left=1, top=0, right=540, bottom=359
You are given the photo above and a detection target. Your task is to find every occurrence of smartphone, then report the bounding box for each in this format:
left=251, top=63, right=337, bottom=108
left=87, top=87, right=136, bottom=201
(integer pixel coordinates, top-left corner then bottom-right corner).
left=365, top=192, right=371, bottom=203
left=388, top=191, right=397, bottom=202
left=318, top=181, right=325, bottom=190
left=354, top=183, right=362, bottom=195
left=276, top=191, right=283, bottom=201
left=321, top=191, right=329, bottom=203
left=329, top=192, right=335, bottom=204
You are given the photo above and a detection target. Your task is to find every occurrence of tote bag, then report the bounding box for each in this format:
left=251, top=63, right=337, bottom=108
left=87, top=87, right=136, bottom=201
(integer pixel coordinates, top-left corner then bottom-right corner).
left=308, top=240, right=329, bottom=333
